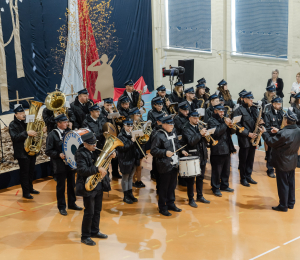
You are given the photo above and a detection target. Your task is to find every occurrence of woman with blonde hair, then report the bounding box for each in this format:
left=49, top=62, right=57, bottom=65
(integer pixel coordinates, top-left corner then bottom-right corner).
left=267, top=69, right=284, bottom=98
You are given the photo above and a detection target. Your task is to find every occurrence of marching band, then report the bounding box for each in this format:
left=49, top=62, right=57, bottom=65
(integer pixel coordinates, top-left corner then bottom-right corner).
left=7, top=78, right=300, bottom=246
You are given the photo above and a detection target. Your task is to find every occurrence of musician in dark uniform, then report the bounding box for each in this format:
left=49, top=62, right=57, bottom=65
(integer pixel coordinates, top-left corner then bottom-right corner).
left=147, top=97, right=166, bottom=129
left=261, top=84, right=276, bottom=115
left=98, top=98, right=121, bottom=179
left=168, top=81, right=184, bottom=108
left=117, top=118, right=140, bottom=204
left=203, top=93, right=220, bottom=123
left=150, top=115, right=188, bottom=216
left=184, top=87, right=199, bottom=112
left=118, top=96, right=131, bottom=119
left=152, top=85, right=170, bottom=114
left=217, top=80, right=235, bottom=109
left=232, top=91, right=263, bottom=187
left=82, top=104, right=106, bottom=149
left=236, top=89, right=247, bottom=106
left=75, top=132, right=115, bottom=246
left=117, top=79, right=144, bottom=110
left=9, top=104, right=39, bottom=199
left=263, top=97, right=284, bottom=178
left=130, top=107, right=147, bottom=188
left=195, top=83, right=209, bottom=109
left=70, top=88, right=94, bottom=129
left=207, top=105, right=236, bottom=197
left=45, top=114, right=82, bottom=215
left=197, top=77, right=206, bottom=86
left=290, top=92, right=300, bottom=127
left=174, top=101, right=189, bottom=135
left=99, top=98, right=114, bottom=123
left=182, top=111, right=210, bottom=207
left=149, top=114, right=165, bottom=190
left=261, top=110, right=300, bottom=212
left=42, top=106, right=76, bottom=133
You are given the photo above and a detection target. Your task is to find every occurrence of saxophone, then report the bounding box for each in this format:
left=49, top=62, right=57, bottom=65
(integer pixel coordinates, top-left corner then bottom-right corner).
left=85, top=133, right=124, bottom=191
left=250, top=105, right=263, bottom=146
left=24, top=100, right=45, bottom=156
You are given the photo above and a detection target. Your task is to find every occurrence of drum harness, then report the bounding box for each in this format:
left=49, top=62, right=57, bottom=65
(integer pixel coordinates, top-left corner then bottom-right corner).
left=158, top=129, right=178, bottom=165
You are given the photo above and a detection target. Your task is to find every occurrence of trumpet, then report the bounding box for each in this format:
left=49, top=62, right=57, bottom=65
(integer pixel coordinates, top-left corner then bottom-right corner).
left=224, top=117, right=244, bottom=133
left=165, top=97, right=177, bottom=114
left=197, top=122, right=218, bottom=146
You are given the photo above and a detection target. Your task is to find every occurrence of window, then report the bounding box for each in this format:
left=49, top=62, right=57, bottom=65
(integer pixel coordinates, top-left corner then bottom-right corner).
left=232, top=0, right=289, bottom=59
left=167, top=0, right=211, bottom=52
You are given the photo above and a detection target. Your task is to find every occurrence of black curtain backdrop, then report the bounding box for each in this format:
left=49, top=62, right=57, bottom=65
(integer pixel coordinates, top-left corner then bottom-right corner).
left=0, top=0, right=153, bottom=115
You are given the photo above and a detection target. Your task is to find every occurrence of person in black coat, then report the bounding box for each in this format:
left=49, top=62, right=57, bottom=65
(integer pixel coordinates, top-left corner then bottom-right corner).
left=150, top=115, right=188, bottom=216
left=117, top=96, right=131, bottom=127
left=75, top=132, right=115, bottom=246
left=182, top=111, right=210, bottom=207
left=99, top=98, right=114, bottom=124
left=184, top=86, right=200, bottom=112
left=70, top=88, right=94, bottom=129
left=45, top=114, right=82, bottom=215
left=117, top=79, right=144, bottom=110
left=267, top=69, right=284, bottom=98
left=82, top=104, right=106, bottom=149
left=174, top=101, right=189, bottom=135
left=195, top=83, right=209, bottom=109
left=130, top=107, right=147, bottom=188
left=9, top=104, right=39, bottom=199
left=151, top=85, right=170, bottom=114
left=117, top=119, right=140, bottom=204
left=207, top=105, right=236, bottom=197
left=232, top=91, right=263, bottom=187
left=168, top=81, right=184, bottom=110
left=290, top=92, right=300, bottom=127
left=149, top=114, right=165, bottom=192
left=98, top=98, right=121, bottom=179
left=203, top=93, right=220, bottom=123
left=263, top=97, right=284, bottom=178
left=147, top=97, right=167, bottom=129
left=261, top=84, right=276, bottom=115
left=42, top=106, right=76, bottom=133
left=217, top=79, right=235, bottom=109
left=261, top=109, right=300, bottom=212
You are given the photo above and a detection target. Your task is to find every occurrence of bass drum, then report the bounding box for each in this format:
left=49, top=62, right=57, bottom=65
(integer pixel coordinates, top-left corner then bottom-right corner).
left=62, top=129, right=90, bottom=169
left=179, top=156, right=201, bottom=178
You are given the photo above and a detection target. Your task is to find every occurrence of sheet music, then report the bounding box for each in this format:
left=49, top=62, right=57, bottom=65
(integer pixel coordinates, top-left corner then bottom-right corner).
left=232, top=115, right=242, bottom=124
left=143, top=120, right=152, bottom=131
left=98, top=101, right=104, bottom=107
left=205, top=128, right=216, bottom=136
left=196, top=108, right=205, bottom=116
left=139, top=108, right=146, bottom=115
left=25, top=115, right=35, bottom=123
left=131, top=129, right=144, bottom=140
left=107, top=112, right=120, bottom=119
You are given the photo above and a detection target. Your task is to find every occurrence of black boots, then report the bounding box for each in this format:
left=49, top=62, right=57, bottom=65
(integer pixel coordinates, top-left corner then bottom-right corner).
left=127, top=189, right=138, bottom=202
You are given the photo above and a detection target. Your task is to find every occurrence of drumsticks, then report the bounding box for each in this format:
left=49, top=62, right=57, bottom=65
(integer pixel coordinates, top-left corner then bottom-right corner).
left=171, top=144, right=187, bottom=155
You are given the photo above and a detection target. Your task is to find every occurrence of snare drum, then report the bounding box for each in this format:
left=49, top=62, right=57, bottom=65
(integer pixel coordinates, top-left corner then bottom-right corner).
left=179, top=156, right=201, bottom=178
left=62, top=129, right=90, bottom=169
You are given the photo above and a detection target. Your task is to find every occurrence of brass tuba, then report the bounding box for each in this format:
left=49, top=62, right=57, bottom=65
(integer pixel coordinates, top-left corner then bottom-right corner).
left=45, top=90, right=67, bottom=117
left=24, top=100, right=45, bottom=156
left=85, top=133, right=124, bottom=191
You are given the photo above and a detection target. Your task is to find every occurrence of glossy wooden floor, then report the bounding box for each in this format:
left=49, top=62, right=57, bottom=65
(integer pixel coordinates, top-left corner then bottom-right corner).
left=1, top=149, right=300, bottom=260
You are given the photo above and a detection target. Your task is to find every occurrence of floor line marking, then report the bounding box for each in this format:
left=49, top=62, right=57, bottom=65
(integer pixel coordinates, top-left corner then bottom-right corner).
left=191, top=229, right=197, bottom=232
left=259, top=204, right=264, bottom=206
left=204, top=225, right=210, bottom=227
left=0, top=204, right=26, bottom=211
left=123, top=256, right=130, bottom=259
left=216, top=220, right=222, bottom=223
left=238, top=212, right=244, bottom=215
left=166, top=239, right=173, bottom=243
left=0, top=211, right=24, bottom=218
left=179, top=234, right=186, bottom=237
left=283, top=236, right=300, bottom=245
left=227, top=216, right=232, bottom=218
left=249, top=246, right=280, bottom=260
left=30, top=201, right=57, bottom=210
left=152, top=245, right=159, bottom=248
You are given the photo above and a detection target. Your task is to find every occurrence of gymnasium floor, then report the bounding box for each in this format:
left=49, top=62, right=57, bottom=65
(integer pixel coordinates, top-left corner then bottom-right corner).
left=0, top=149, right=300, bottom=260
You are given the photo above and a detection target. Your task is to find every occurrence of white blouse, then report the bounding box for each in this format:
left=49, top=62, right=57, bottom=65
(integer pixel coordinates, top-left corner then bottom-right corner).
left=291, top=82, right=300, bottom=93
